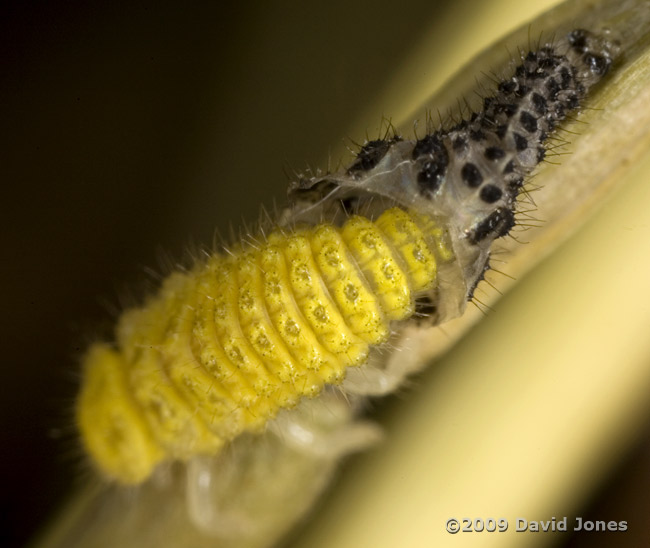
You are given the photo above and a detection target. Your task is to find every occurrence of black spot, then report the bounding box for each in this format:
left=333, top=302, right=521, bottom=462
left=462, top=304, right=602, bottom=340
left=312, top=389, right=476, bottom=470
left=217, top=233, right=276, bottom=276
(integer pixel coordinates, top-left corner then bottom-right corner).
left=348, top=138, right=398, bottom=174
left=507, top=176, right=524, bottom=193
left=461, top=163, right=483, bottom=188
left=531, top=92, right=547, bottom=115
left=413, top=134, right=449, bottom=197
left=567, top=29, right=588, bottom=52
left=495, top=125, right=508, bottom=139
left=559, top=66, right=573, bottom=89
left=526, top=51, right=537, bottom=62
left=552, top=102, right=566, bottom=120
left=469, top=129, right=486, bottom=142
left=565, top=93, right=580, bottom=109
left=412, top=133, right=445, bottom=159
left=584, top=53, right=610, bottom=76
left=519, top=111, right=538, bottom=133
left=503, top=160, right=516, bottom=174
left=484, top=146, right=505, bottom=161
left=479, top=184, right=503, bottom=203
left=546, top=78, right=560, bottom=99
left=417, top=159, right=447, bottom=196
left=498, top=79, right=517, bottom=95
left=527, top=68, right=547, bottom=80
left=514, top=85, right=529, bottom=98
left=538, top=55, right=560, bottom=69
left=452, top=137, right=467, bottom=151
left=494, top=102, right=518, bottom=118
left=513, top=133, right=528, bottom=151
left=469, top=207, right=516, bottom=244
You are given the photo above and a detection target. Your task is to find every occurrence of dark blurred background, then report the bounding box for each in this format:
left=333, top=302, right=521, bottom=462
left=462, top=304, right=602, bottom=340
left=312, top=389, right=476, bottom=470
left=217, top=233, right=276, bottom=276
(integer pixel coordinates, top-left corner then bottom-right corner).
left=1, top=2, right=648, bottom=547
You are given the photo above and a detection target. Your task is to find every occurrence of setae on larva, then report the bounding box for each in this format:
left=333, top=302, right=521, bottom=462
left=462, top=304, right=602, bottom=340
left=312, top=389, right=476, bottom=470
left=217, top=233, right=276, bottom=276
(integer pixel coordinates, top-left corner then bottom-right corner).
left=72, top=24, right=622, bottom=542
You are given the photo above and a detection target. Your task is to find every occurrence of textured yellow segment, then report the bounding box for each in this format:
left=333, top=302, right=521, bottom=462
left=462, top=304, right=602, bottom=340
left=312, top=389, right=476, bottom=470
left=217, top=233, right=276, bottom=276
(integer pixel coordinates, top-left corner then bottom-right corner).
left=210, top=260, right=281, bottom=411
left=119, top=273, right=223, bottom=458
left=311, top=224, right=388, bottom=344
left=376, top=208, right=437, bottom=292
left=280, top=232, right=368, bottom=370
left=128, top=348, right=223, bottom=457
left=77, top=344, right=164, bottom=483
left=341, top=216, right=412, bottom=320
left=164, top=284, right=243, bottom=440
left=237, top=254, right=301, bottom=392
left=259, top=244, right=341, bottom=387
left=239, top=251, right=324, bottom=395
left=77, top=206, right=452, bottom=483
left=197, top=258, right=263, bottom=409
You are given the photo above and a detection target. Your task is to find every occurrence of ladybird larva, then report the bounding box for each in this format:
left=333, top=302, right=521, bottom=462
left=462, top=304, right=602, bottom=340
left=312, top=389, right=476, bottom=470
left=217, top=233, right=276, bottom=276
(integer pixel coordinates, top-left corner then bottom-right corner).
left=77, top=25, right=617, bottom=485
left=77, top=207, right=453, bottom=482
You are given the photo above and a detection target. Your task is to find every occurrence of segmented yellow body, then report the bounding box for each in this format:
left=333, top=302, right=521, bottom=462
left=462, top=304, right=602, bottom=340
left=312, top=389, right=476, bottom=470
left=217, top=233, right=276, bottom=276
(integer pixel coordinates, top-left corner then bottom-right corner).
left=77, top=207, right=453, bottom=483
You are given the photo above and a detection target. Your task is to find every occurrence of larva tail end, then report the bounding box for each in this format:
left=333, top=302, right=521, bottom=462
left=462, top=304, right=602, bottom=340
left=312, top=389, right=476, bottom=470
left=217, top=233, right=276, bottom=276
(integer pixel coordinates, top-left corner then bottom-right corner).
left=76, top=344, right=164, bottom=484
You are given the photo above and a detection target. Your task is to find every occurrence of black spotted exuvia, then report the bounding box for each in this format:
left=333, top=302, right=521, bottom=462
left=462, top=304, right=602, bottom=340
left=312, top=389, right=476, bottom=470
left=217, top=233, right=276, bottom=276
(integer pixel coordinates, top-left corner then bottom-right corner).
left=75, top=26, right=618, bottom=539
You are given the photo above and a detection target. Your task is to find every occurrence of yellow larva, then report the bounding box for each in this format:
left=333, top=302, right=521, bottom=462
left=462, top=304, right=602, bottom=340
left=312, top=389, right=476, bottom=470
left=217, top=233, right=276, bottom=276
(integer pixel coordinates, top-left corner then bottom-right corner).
left=77, top=207, right=453, bottom=483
